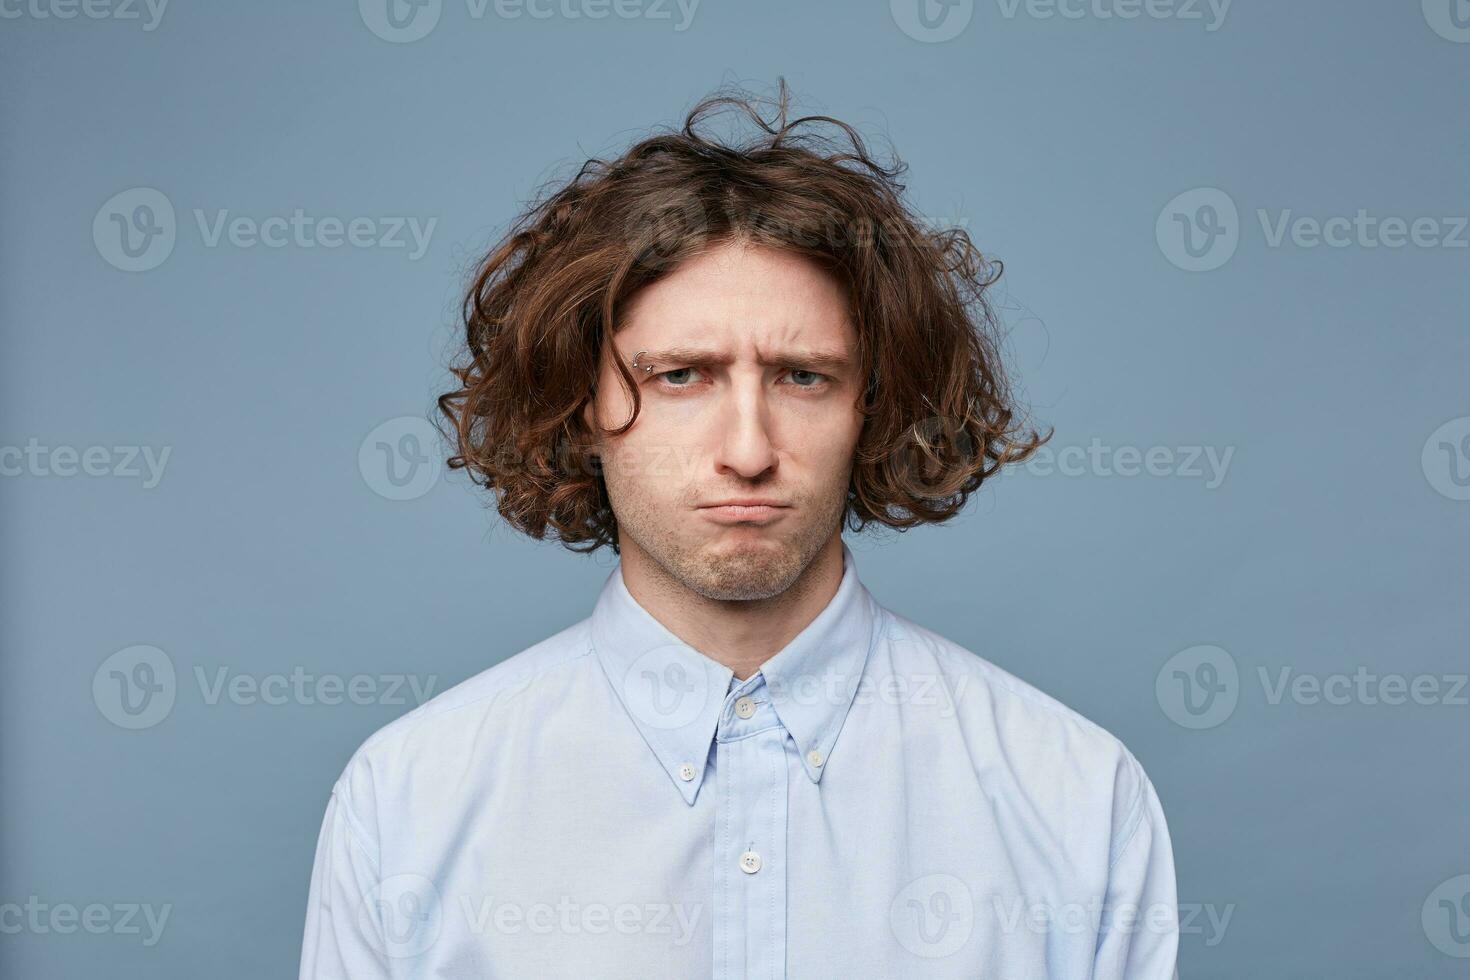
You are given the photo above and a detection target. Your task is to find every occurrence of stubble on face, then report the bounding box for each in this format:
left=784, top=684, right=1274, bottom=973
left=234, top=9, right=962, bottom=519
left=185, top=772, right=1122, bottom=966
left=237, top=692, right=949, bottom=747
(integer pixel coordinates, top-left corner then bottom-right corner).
left=610, top=461, right=853, bottom=603
left=587, top=240, right=863, bottom=608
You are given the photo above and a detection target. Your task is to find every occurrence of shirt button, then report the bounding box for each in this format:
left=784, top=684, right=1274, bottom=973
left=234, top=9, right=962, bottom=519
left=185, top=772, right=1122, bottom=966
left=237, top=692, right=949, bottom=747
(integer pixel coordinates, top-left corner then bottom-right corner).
left=678, top=763, right=696, bottom=781
left=807, top=749, right=824, bottom=768
left=739, top=850, right=762, bottom=874
left=734, top=696, right=756, bottom=719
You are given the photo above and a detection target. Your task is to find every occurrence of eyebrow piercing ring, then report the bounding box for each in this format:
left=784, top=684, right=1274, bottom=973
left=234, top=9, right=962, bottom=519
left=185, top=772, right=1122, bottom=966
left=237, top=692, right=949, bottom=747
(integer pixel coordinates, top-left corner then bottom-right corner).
left=631, top=350, right=655, bottom=375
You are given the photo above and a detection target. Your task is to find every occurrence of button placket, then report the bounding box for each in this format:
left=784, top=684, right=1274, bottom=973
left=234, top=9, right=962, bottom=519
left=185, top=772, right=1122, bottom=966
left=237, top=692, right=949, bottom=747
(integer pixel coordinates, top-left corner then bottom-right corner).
left=714, top=677, right=789, bottom=980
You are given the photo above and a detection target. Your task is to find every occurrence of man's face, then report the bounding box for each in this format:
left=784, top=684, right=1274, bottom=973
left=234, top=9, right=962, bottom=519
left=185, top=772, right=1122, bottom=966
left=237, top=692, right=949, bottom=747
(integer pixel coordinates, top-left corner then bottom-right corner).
left=585, top=240, right=865, bottom=601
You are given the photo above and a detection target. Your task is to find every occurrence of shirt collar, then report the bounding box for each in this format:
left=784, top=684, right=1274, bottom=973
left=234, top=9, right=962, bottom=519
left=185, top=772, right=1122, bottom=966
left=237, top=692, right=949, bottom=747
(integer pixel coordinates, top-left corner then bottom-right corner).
left=589, top=541, right=880, bottom=805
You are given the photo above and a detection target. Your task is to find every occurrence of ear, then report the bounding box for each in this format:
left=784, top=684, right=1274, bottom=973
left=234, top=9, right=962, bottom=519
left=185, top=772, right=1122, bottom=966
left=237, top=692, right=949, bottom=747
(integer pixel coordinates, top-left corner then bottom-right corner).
left=580, top=396, right=600, bottom=456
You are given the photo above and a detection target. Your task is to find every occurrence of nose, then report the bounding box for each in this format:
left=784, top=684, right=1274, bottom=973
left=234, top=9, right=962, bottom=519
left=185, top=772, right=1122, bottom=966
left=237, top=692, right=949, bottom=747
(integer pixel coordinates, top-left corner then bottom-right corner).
left=713, top=381, right=779, bottom=480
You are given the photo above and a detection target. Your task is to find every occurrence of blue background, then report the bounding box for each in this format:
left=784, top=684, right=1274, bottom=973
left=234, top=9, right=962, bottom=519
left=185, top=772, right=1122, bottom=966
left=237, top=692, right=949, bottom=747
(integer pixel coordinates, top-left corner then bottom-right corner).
left=2, top=0, right=1467, bottom=976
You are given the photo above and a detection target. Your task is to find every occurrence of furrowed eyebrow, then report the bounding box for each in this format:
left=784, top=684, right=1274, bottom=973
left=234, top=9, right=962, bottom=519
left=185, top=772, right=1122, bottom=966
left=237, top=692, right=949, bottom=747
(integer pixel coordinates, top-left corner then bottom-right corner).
left=633, top=347, right=852, bottom=373
left=632, top=347, right=733, bottom=370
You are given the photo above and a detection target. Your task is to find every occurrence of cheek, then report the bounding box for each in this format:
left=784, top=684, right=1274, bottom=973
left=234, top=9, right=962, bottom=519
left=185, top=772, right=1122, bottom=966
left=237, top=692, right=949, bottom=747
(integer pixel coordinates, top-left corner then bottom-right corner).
left=600, top=428, right=691, bottom=501
left=793, top=411, right=863, bottom=466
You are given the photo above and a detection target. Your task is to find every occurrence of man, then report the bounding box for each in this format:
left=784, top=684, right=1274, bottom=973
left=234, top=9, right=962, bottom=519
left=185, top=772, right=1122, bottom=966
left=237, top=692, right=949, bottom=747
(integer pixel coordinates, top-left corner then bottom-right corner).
left=299, top=82, right=1178, bottom=978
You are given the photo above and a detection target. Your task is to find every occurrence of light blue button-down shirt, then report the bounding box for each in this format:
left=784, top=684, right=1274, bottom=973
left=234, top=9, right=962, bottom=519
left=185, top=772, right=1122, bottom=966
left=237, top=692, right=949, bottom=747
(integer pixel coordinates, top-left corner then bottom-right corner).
left=299, top=542, right=1178, bottom=978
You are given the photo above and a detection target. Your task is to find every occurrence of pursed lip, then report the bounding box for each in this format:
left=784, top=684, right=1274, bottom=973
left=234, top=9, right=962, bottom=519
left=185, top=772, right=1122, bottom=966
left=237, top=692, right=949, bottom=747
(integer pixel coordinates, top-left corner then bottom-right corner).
left=696, top=499, right=791, bottom=524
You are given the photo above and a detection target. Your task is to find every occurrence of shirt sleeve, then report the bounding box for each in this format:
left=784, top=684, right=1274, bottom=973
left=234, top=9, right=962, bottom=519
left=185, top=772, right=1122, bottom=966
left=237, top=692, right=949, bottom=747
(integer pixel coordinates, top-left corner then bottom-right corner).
left=298, top=782, right=392, bottom=979
left=1091, top=753, right=1179, bottom=979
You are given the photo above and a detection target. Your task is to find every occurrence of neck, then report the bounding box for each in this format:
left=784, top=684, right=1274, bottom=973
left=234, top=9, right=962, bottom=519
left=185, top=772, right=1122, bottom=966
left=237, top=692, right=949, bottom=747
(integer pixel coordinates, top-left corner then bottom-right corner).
left=617, top=534, right=845, bottom=680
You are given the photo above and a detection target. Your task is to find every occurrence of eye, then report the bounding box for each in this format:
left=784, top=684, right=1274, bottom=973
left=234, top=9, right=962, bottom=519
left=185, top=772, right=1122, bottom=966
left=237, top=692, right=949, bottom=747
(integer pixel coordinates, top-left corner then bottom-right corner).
left=784, top=369, right=829, bottom=388
left=656, top=367, right=704, bottom=388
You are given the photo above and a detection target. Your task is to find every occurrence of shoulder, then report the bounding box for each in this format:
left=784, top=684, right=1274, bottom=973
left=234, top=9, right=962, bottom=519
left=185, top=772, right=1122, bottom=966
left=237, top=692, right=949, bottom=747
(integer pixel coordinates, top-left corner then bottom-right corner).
left=880, top=607, right=1158, bottom=854
left=882, top=608, right=1133, bottom=756
left=328, top=618, right=597, bottom=817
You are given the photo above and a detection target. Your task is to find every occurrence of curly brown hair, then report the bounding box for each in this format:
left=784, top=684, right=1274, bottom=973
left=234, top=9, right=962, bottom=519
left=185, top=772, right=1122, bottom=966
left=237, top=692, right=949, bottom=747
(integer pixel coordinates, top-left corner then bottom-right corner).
left=437, top=79, right=1048, bottom=554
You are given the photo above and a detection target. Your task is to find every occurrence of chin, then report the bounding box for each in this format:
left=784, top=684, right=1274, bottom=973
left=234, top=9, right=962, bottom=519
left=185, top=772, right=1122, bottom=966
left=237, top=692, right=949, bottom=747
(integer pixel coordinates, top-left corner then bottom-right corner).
left=690, top=539, right=803, bottom=599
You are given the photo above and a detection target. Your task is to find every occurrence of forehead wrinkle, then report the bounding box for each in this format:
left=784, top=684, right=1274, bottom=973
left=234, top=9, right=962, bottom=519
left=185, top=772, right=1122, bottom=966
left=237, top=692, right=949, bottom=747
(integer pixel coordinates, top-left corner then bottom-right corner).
left=617, top=249, right=855, bottom=369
